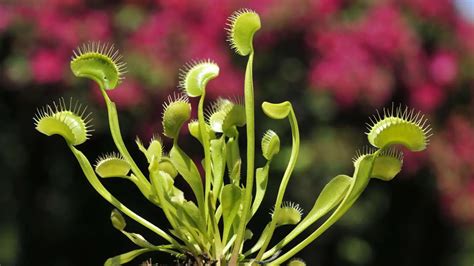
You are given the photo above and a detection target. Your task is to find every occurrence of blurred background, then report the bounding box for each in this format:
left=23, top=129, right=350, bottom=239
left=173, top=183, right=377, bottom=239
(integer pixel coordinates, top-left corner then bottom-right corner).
left=1, top=0, right=474, bottom=265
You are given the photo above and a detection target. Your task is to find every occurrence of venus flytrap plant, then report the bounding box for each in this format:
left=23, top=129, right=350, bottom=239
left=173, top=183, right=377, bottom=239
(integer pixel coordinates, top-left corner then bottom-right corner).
left=34, top=9, right=432, bottom=266
left=177, top=60, right=219, bottom=221
left=252, top=101, right=300, bottom=263
left=71, top=42, right=155, bottom=204
left=266, top=106, right=431, bottom=265
left=226, top=10, right=261, bottom=264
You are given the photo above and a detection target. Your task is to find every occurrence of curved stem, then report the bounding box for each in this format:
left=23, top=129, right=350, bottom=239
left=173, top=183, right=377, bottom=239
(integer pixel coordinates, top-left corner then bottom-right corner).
left=262, top=173, right=349, bottom=259
left=100, top=89, right=150, bottom=192
left=230, top=51, right=255, bottom=265
left=271, top=153, right=377, bottom=264
left=271, top=196, right=351, bottom=264
left=198, top=89, right=212, bottom=221
left=198, top=89, right=221, bottom=257
left=254, top=108, right=299, bottom=262
left=197, top=89, right=219, bottom=257
left=261, top=215, right=309, bottom=260
left=68, top=144, right=179, bottom=246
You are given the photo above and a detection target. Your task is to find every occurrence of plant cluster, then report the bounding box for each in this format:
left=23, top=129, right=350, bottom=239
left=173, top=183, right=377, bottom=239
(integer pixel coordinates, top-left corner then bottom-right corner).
left=34, top=9, right=431, bottom=266
left=7, top=2, right=473, bottom=226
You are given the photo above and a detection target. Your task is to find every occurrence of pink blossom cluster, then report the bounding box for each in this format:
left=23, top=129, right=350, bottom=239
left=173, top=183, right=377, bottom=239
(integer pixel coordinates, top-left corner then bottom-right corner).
left=4, top=0, right=256, bottom=107
left=3, top=0, right=474, bottom=224
left=4, top=0, right=471, bottom=111
left=430, top=116, right=474, bottom=224
left=306, top=1, right=467, bottom=111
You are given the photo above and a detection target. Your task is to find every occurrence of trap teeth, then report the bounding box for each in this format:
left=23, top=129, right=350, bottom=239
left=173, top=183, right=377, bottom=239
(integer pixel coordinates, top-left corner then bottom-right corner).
left=161, top=93, right=191, bottom=139
left=95, top=152, right=131, bottom=178
left=366, top=104, right=432, bottom=151
left=71, top=41, right=126, bottom=90
left=34, top=98, right=93, bottom=146
left=270, top=201, right=303, bottom=227
left=178, top=60, right=219, bottom=97
left=226, top=9, right=261, bottom=56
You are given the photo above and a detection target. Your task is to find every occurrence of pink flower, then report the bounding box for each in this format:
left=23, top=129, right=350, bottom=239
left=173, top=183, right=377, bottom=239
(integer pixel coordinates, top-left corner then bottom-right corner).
left=308, top=28, right=393, bottom=107
left=0, top=5, right=12, bottom=32
left=33, top=8, right=111, bottom=47
left=402, top=0, right=455, bottom=24
left=30, top=49, right=66, bottom=84
left=447, top=117, right=474, bottom=164
left=358, top=4, right=417, bottom=59
left=409, top=82, right=444, bottom=112
left=430, top=116, right=474, bottom=224
left=43, top=0, right=82, bottom=9
left=364, top=69, right=393, bottom=107
left=35, top=9, right=78, bottom=47
left=456, top=20, right=474, bottom=55
left=81, top=11, right=111, bottom=41
left=310, top=0, right=341, bottom=17
left=429, top=51, right=458, bottom=86
left=402, top=51, right=426, bottom=88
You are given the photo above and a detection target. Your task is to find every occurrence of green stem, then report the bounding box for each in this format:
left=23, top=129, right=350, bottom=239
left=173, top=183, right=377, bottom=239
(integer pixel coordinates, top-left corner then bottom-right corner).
left=67, top=144, right=179, bottom=246
left=261, top=217, right=307, bottom=259
left=254, top=108, right=299, bottom=262
left=223, top=234, right=237, bottom=255
left=230, top=51, right=255, bottom=265
left=198, top=89, right=212, bottom=221
left=197, top=89, right=218, bottom=256
left=271, top=153, right=377, bottom=264
left=271, top=195, right=351, bottom=264
left=100, top=89, right=150, bottom=192
left=209, top=191, right=222, bottom=259
left=243, top=223, right=270, bottom=257
left=151, top=245, right=183, bottom=257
